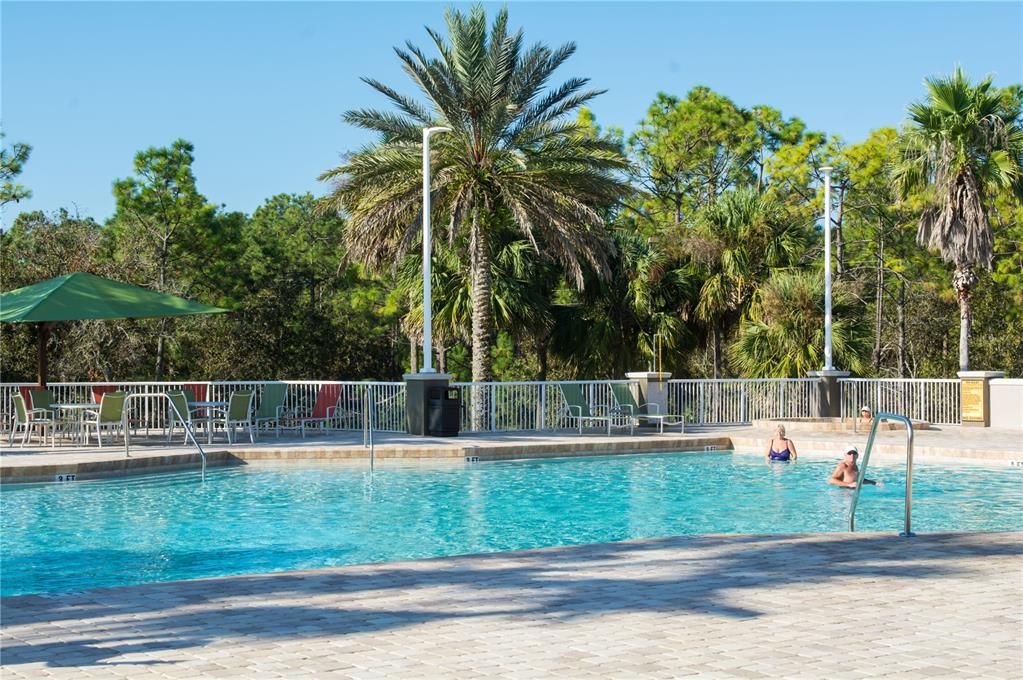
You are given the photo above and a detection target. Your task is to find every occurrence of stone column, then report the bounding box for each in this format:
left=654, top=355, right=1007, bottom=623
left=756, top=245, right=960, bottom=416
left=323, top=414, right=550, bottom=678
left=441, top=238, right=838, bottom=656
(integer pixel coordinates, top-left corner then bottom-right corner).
left=625, top=372, right=671, bottom=426
left=404, top=372, right=451, bottom=436
left=957, top=371, right=1004, bottom=428
left=807, top=369, right=850, bottom=418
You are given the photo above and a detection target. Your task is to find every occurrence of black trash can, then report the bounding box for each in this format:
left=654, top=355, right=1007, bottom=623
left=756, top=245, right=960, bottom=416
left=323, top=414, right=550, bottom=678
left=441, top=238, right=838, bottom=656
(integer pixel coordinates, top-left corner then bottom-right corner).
left=427, top=386, right=461, bottom=436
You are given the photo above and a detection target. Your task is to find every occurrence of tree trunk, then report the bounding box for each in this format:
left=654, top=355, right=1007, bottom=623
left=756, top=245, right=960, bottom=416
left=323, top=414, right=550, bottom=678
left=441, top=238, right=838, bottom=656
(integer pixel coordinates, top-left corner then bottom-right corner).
left=535, top=339, right=549, bottom=382
left=409, top=336, right=418, bottom=374
left=36, top=323, right=50, bottom=387
left=952, top=264, right=977, bottom=372
left=470, top=210, right=493, bottom=430
left=438, top=340, right=447, bottom=374
left=711, top=323, right=722, bottom=379
left=897, top=281, right=907, bottom=378
left=154, top=318, right=170, bottom=381
left=673, top=180, right=682, bottom=227
left=756, top=145, right=765, bottom=194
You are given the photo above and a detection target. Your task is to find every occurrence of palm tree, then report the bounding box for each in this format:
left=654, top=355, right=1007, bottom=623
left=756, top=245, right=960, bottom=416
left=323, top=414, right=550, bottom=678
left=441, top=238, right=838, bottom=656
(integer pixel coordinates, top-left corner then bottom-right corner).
left=395, top=228, right=552, bottom=376
left=318, top=5, right=631, bottom=388
left=680, top=188, right=808, bottom=377
left=730, top=271, right=868, bottom=378
left=895, top=67, right=1023, bottom=371
left=551, top=230, right=695, bottom=378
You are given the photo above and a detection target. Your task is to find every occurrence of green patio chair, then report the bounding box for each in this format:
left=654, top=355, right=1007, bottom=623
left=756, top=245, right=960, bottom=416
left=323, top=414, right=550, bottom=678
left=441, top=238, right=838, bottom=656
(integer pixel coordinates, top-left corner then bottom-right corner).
left=28, top=388, right=57, bottom=419
left=610, top=383, right=684, bottom=434
left=9, top=393, right=55, bottom=447
left=83, top=391, right=127, bottom=448
left=212, top=390, right=255, bottom=444
left=253, top=383, right=289, bottom=438
left=558, top=383, right=634, bottom=435
left=165, top=391, right=197, bottom=443
left=30, top=387, right=79, bottom=443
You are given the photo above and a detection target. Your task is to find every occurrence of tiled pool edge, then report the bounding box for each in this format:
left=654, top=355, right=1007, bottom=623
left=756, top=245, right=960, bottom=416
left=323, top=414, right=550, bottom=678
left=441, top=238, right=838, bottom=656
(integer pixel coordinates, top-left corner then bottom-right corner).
left=0, top=436, right=733, bottom=484
left=3, top=430, right=1018, bottom=484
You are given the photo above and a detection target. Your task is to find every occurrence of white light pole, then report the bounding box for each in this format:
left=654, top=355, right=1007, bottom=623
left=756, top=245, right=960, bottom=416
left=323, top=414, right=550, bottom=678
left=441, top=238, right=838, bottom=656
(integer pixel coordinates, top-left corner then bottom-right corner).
left=420, top=126, right=451, bottom=373
left=822, top=166, right=834, bottom=371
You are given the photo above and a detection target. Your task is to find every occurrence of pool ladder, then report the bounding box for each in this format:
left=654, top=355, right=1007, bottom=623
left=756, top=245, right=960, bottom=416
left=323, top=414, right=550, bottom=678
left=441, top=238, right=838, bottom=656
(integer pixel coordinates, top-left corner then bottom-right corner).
left=123, top=393, right=207, bottom=482
left=848, top=411, right=914, bottom=537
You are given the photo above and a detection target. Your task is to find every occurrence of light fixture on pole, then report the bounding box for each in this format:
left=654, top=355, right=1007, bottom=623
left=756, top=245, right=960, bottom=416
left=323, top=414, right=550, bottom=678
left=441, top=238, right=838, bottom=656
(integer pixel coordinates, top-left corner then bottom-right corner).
left=420, top=126, right=451, bottom=373
left=821, top=166, right=834, bottom=371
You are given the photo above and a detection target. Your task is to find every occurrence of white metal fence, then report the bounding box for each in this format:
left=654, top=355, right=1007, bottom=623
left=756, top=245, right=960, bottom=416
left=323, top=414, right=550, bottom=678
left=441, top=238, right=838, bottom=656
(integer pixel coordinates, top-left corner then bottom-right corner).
left=1, top=376, right=964, bottom=436
left=0, top=380, right=408, bottom=434
left=667, top=378, right=820, bottom=425
left=452, top=380, right=631, bottom=433
left=839, top=378, right=961, bottom=425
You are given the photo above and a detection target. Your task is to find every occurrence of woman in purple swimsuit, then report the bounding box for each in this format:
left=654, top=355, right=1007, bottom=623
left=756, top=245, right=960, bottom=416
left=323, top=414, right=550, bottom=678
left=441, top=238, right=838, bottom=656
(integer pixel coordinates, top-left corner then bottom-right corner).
left=764, top=424, right=798, bottom=462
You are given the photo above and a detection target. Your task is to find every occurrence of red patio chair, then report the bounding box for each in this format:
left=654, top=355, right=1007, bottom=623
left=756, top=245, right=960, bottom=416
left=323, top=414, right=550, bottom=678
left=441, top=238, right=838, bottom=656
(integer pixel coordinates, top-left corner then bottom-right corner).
left=298, top=384, right=344, bottom=438
left=92, top=385, right=117, bottom=404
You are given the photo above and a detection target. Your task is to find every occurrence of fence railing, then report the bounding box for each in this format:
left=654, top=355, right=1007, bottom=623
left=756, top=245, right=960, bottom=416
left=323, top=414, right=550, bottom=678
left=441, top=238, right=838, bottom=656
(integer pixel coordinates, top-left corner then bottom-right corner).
left=0, top=381, right=408, bottom=435
left=839, top=378, right=961, bottom=425
left=451, top=380, right=632, bottom=433
left=667, top=378, right=820, bottom=425
left=1, top=376, right=964, bottom=437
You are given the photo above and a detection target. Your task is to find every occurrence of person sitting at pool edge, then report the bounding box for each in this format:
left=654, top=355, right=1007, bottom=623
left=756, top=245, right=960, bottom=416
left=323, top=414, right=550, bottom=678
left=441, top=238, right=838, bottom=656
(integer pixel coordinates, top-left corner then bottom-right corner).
left=859, top=406, right=873, bottom=428
left=829, top=447, right=876, bottom=488
left=765, top=424, right=797, bottom=462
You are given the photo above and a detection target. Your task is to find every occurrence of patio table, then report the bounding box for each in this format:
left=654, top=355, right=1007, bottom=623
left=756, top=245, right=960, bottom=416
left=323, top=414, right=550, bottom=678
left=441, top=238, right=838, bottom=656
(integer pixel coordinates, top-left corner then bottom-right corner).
left=188, top=401, right=227, bottom=445
left=54, top=403, right=99, bottom=445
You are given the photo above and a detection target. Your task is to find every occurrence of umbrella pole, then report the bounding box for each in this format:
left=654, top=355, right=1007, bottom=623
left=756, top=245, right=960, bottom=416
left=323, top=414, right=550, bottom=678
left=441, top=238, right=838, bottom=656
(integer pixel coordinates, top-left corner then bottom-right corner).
left=37, top=322, right=49, bottom=387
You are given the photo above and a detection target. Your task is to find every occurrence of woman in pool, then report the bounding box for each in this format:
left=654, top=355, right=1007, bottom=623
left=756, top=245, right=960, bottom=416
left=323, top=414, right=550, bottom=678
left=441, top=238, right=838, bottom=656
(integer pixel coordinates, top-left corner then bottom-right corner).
left=764, top=424, right=797, bottom=462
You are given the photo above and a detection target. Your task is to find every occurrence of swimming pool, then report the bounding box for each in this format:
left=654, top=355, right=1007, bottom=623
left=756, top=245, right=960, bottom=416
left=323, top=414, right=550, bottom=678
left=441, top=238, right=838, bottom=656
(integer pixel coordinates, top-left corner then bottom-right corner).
left=2, top=452, right=1020, bottom=596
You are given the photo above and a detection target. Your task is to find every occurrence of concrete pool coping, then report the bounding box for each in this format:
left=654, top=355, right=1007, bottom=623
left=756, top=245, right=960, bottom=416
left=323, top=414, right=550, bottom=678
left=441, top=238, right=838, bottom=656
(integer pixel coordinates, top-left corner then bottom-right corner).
left=2, top=425, right=1020, bottom=484
left=2, top=531, right=1020, bottom=678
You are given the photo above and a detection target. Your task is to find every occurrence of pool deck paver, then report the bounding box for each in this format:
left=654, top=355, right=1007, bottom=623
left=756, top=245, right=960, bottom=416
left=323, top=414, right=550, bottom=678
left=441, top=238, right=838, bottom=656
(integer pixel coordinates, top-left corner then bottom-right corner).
left=2, top=531, right=1021, bottom=678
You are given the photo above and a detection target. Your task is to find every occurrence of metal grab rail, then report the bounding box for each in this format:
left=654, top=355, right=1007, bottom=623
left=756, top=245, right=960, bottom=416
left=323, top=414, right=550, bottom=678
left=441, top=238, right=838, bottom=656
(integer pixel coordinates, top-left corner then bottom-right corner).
left=363, top=386, right=375, bottom=470
left=361, top=386, right=404, bottom=470
left=849, top=411, right=914, bottom=536
left=123, top=393, right=207, bottom=482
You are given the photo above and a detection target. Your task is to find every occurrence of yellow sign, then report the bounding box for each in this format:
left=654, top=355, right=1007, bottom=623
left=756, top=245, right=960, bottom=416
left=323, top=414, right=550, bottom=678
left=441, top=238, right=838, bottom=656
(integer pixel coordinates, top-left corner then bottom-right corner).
left=961, top=380, right=985, bottom=422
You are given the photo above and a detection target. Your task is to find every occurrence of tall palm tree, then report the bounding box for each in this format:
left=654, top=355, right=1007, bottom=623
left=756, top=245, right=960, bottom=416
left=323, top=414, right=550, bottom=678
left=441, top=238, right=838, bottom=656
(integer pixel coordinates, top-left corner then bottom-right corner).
left=895, top=67, right=1023, bottom=371
left=318, top=5, right=631, bottom=387
left=680, top=188, right=808, bottom=377
left=730, top=270, right=868, bottom=378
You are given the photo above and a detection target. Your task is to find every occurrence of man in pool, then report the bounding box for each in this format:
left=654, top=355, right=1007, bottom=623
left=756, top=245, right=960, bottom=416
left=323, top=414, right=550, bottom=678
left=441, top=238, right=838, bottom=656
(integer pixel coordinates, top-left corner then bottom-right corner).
left=828, top=447, right=876, bottom=488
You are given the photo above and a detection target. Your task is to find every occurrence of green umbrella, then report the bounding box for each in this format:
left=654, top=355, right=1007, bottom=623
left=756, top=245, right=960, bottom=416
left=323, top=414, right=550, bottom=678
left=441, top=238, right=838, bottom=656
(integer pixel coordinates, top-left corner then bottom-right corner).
left=0, top=272, right=229, bottom=385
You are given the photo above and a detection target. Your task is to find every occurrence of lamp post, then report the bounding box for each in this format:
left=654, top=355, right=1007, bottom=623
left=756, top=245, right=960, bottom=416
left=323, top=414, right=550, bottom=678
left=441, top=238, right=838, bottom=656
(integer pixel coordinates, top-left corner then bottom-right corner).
left=821, top=166, right=834, bottom=371
left=421, top=126, right=451, bottom=373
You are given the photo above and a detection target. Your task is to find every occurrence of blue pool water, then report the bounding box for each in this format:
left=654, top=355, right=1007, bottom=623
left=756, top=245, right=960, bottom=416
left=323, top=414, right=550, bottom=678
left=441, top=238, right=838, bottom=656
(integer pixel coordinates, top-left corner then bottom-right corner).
left=1, top=452, right=1020, bottom=596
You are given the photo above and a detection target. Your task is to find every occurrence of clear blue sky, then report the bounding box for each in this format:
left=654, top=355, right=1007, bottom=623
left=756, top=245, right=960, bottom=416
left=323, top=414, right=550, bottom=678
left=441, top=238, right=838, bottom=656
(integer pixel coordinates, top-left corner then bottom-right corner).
left=3, top=1, right=1021, bottom=224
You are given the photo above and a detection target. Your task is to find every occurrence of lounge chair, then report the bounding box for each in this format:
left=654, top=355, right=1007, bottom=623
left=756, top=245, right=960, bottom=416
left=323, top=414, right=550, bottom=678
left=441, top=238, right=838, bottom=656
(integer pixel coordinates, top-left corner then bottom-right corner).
left=83, top=391, right=127, bottom=448
left=253, top=383, right=288, bottom=438
left=558, top=383, right=634, bottom=435
left=211, top=390, right=255, bottom=444
left=9, top=393, right=56, bottom=447
left=610, top=383, right=684, bottom=434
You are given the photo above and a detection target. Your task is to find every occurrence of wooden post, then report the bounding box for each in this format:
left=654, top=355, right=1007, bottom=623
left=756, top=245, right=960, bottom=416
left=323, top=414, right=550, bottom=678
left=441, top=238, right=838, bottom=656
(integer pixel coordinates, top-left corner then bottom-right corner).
left=37, top=322, right=50, bottom=387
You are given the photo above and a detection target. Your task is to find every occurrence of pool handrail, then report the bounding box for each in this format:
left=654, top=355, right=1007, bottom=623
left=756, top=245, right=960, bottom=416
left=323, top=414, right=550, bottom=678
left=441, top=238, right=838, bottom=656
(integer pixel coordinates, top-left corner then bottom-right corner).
left=848, top=411, right=914, bottom=536
left=123, top=392, right=207, bottom=482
